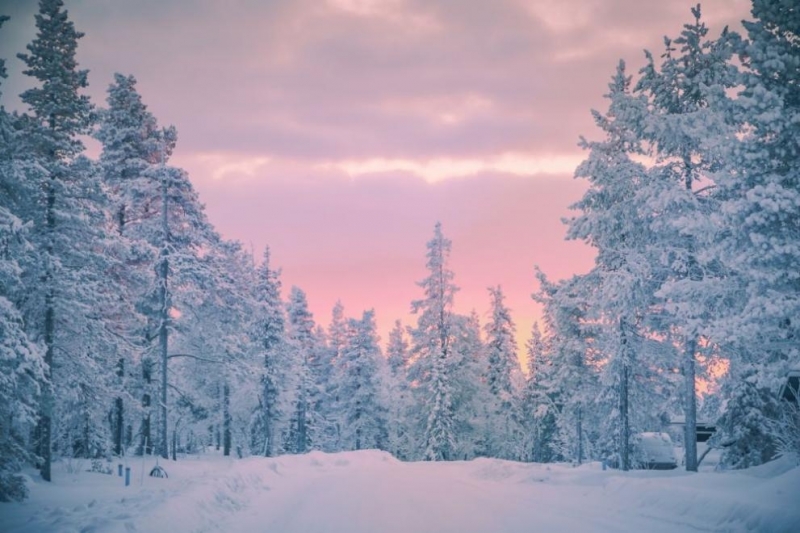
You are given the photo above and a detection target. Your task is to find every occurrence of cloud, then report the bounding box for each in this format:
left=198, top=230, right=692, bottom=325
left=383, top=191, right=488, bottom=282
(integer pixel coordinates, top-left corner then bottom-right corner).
left=0, top=0, right=751, bottom=163
left=320, top=153, right=585, bottom=183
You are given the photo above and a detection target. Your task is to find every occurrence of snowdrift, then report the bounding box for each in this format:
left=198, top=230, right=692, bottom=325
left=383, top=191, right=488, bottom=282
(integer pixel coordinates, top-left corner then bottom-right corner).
left=0, top=450, right=797, bottom=533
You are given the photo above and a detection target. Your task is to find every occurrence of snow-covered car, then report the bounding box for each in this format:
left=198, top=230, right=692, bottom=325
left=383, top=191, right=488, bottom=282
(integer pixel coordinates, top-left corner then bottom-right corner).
left=633, top=432, right=678, bottom=470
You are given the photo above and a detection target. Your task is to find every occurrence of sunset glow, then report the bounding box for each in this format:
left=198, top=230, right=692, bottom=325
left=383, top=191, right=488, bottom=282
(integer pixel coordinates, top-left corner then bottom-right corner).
left=0, top=0, right=752, bottom=358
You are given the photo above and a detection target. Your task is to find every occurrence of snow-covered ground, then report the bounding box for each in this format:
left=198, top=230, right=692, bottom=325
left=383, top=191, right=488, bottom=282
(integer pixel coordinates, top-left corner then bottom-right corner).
left=1, top=450, right=798, bottom=533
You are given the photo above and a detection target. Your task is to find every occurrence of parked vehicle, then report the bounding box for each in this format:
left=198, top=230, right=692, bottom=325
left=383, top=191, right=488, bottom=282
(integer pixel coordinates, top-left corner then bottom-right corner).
left=633, top=432, right=678, bottom=470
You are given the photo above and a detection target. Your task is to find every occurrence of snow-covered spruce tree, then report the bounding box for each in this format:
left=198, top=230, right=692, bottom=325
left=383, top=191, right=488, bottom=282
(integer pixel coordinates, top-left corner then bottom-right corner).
left=310, top=324, right=337, bottom=452
left=312, top=305, right=339, bottom=452
left=384, top=320, right=413, bottom=458
left=285, top=286, right=321, bottom=453
left=710, top=1, right=800, bottom=466
left=534, top=271, right=601, bottom=465
left=95, top=73, right=173, bottom=458
left=448, top=311, right=488, bottom=459
left=336, top=310, right=387, bottom=451
left=174, top=237, right=257, bottom=458
left=142, top=154, right=211, bottom=461
left=0, top=13, right=34, bottom=498
left=713, top=364, right=781, bottom=468
left=483, top=287, right=523, bottom=459
left=635, top=5, right=740, bottom=471
left=250, top=246, right=287, bottom=457
left=96, top=69, right=210, bottom=460
left=520, top=322, right=559, bottom=463
left=409, top=223, right=458, bottom=461
left=15, top=0, right=128, bottom=480
left=387, top=320, right=410, bottom=375
left=566, top=61, right=676, bottom=470
left=0, top=34, right=45, bottom=495
left=0, top=210, right=42, bottom=501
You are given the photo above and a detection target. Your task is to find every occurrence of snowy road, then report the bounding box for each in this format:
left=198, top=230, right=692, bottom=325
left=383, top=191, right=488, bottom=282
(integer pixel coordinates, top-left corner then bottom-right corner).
left=235, top=456, right=633, bottom=533
left=2, top=450, right=799, bottom=532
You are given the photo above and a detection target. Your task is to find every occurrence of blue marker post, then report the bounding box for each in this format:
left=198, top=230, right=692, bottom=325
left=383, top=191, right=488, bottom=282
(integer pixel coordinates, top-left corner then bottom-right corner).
left=118, top=464, right=123, bottom=477
left=125, top=467, right=131, bottom=487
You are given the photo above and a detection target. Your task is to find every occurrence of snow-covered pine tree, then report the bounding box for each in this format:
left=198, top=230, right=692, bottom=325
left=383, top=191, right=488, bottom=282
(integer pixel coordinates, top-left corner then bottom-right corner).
left=634, top=5, right=740, bottom=471
left=387, top=320, right=410, bottom=375
left=714, top=364, right=781, bottom=468
left=448, top=311, right=488, bottom=459
left=483, top=286, right=523, bottom=459
left=710, top=0, right=800, bottom=465
left=409, top=223, right=458, bottom=461
left=250, top=247, right=287, bottom=457
left=321, top=300, right=347, bottom=451
left=336, top=310, right=386, bottom=451
left=144, top=154, right=211, bottom=461
left=534, top=270, right=601, bottom=465
left=95, top=73, right=171, bottom=458
left=0, top=208, right=42, bottom=501
left=0, top=32, right=45, bottom=495
left=175, top=236, right=257, bottom=458
left=15, top=0, right=124, bottom=480
left=520, top=322, right=558, bottom=462
left=566, top=61, right=674, bottom=470
left=384, top=320, right=412, bottom=458
left=286, top=286, right=320, bottom=453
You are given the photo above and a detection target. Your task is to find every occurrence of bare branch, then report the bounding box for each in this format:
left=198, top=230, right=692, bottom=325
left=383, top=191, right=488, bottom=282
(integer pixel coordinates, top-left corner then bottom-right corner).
left=167, top=352, right=222, bottom=364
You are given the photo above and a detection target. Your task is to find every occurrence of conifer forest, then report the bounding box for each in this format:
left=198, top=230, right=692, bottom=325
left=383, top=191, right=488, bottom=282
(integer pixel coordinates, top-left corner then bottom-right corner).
left=0, top=0, right=798, bottom=521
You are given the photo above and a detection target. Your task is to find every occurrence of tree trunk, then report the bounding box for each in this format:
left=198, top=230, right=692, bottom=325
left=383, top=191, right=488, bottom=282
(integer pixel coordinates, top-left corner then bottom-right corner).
left=297, top=397, right=307, bottom=453
left=683, top=335, right=698, bottom=472
left=139, top=358, right=152, bottom=456
left=113, top=357, right=124, bottom=456
left=113, top=207, right=126, bottom=458
left=576, top=406, right=583, bottom=465
left=619, top=317, right=631, bottom=471
left=681, top=155, right=699, bottom=473
left=157, top=174, right=169, bottom=460
left=262, top=393, right=273, bottom=457
left=223, top=381, right=231, bottom=457
left=620, top=363, right=630, bottom=471
left=38, top=174, right=56, bottom=482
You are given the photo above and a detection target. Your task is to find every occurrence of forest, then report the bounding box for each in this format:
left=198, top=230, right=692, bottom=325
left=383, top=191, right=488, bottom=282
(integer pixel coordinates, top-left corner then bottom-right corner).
left=1, top=0, right=798, bottom=503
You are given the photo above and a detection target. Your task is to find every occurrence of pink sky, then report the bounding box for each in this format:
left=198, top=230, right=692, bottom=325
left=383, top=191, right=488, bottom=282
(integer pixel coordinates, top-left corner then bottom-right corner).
left=0, top=0, right=753, bottom=361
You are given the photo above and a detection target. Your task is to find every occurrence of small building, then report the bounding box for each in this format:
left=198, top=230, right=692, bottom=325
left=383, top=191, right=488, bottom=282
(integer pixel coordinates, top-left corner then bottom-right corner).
left=669, top=416, right=716, bottom=443
left=778, top=369, right=799, bottom=405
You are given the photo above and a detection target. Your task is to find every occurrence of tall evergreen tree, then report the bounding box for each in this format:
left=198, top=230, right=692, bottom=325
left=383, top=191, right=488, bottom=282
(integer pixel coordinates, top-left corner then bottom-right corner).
left=448, top=311, right=487, bottom=459
left=251, top=247, right=286, bottom=457
left=567, top=61, right=672, bottom=470
left=386, top=320, right=410, bottom=375
left=16, top=0, right=106, bottom=481
left=336, top=310, right=386, bottom=451
left=0, top=26, right=45, bottom=495
left=95, top=73, right=173, bottom=458
left=534, top=271, right=601, bottom=464
left=520, top=322, right=558, bottom=462
left=635, top=5, right=740, bottom=470
left=286, top=286, right=319, bottom=453
left=409, top=223, right=458, bottom=461
left=384, top=320, right=412, bottom=458
left=483, top=286, right=523, bottom=459
left=710, top=0, right=800, bottom=465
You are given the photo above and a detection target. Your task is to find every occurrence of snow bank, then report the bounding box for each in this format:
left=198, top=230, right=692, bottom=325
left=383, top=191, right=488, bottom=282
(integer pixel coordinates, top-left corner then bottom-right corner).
left=1, top=451, right=797, bottom=533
